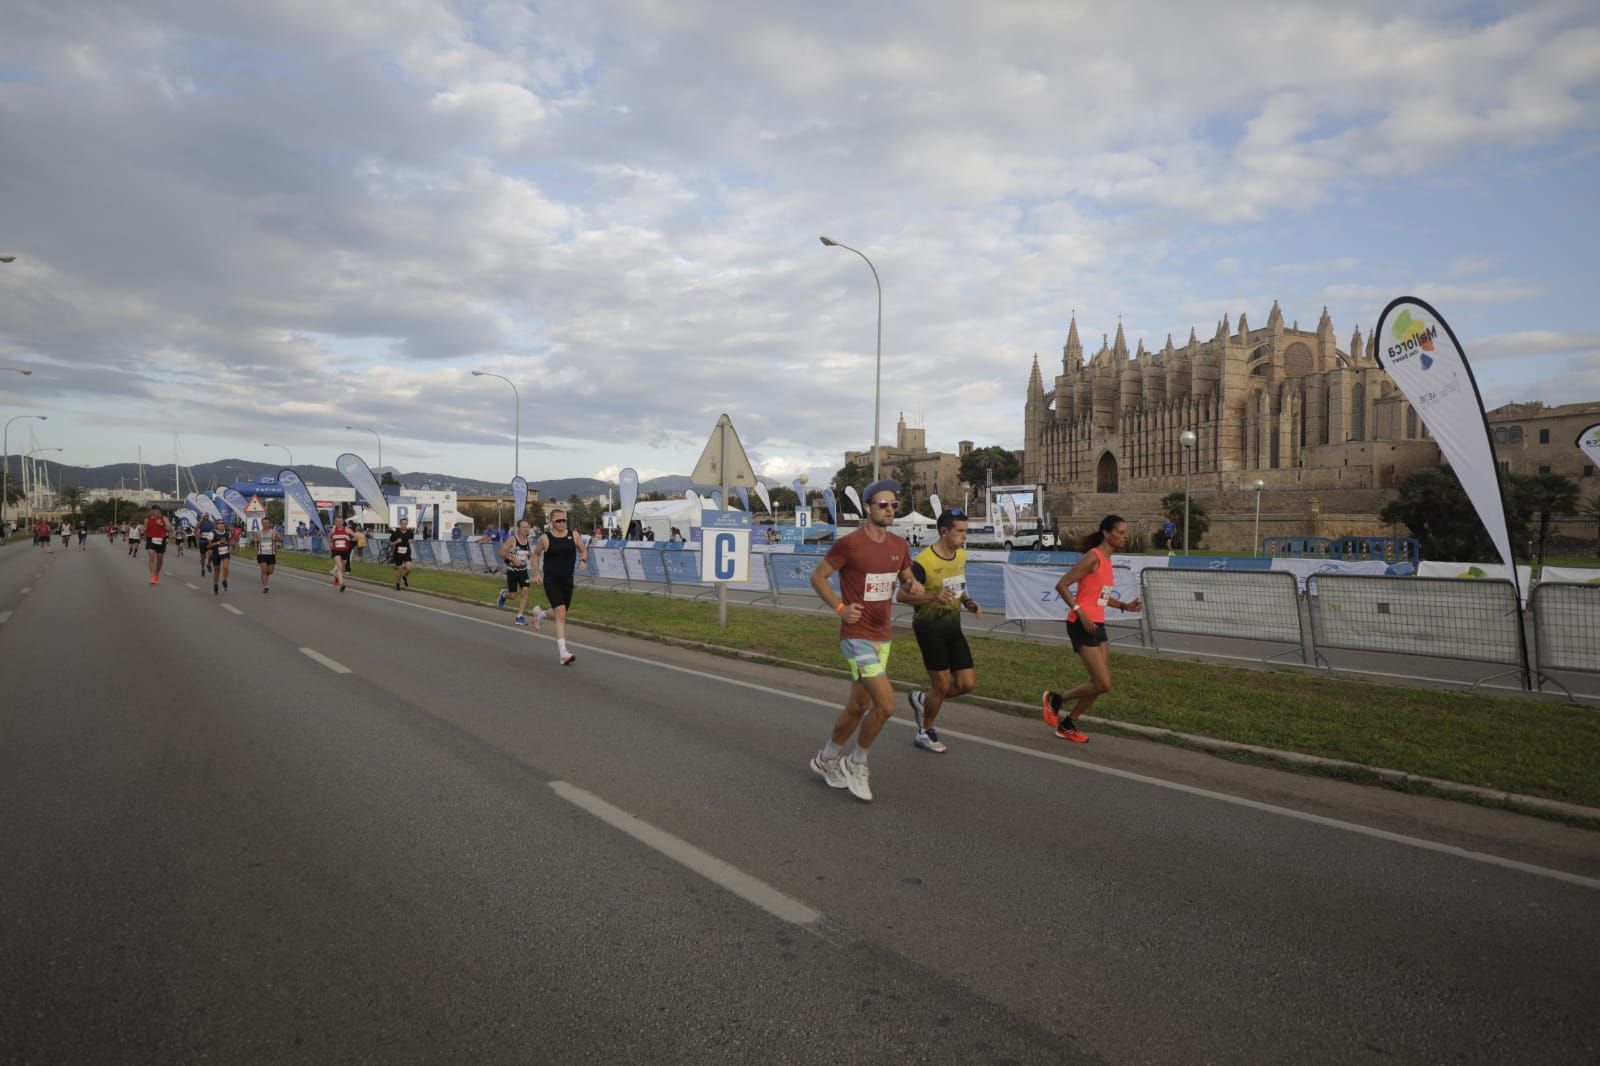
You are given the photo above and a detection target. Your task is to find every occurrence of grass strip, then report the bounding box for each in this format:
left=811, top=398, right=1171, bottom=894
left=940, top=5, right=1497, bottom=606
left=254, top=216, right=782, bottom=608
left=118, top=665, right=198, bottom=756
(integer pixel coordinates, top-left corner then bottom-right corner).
left=275, top=551, right=1600, bottom=811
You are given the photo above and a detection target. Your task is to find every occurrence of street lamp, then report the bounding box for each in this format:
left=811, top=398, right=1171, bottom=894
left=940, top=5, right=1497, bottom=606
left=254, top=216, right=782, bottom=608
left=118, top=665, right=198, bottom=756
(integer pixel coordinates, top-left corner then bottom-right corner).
left=1179, top=429, right=1197, bottom=555
left=820, top=236, right=883, bottom=482
left=344, top=425, right=382, bottom=471
left=1252, top=478, right=1265, bottom=556
left=3, top=414, right=46, bottom=525
left=470, top=370, right=521, bottom=478
left=264, top=443, right=293, bottom=466
left=0, top=254, right=15, bottom=263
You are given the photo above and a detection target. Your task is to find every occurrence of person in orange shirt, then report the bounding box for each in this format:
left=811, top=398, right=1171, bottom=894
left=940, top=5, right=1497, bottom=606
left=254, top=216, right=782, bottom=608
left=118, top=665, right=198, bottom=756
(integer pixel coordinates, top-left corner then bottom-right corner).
left=1042, top=514, right=1142, bottom=743
left=143, top=505, right=171, bottom=585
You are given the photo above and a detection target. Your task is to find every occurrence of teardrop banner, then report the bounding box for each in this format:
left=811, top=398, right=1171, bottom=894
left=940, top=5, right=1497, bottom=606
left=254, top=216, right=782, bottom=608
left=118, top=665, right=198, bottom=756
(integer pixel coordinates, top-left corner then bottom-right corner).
left=754, top=482, right=772, bottom=515
left=709, top=489, right=724, bottom=510
left=512, top=475, right=528, bottom=526
left=734, top=485, right=750, bottom=512
left=337, top=452, right=390, bottom=525
left=1578, top=423, right=1600, bottom=470
left=192, top=494, right=222, bottom=521
left=617, top=467, right=639, bottom=539
left=929, top=492, right=943, bottom=517
left=685, top=489, right=703, bottom=516
left=822, top=487, right=838, bottom=525
left=278, top=468, right=325, bottom=533
left=1374, top=296, right=1529, bottom=687
left=844, top=485, right=863, bottom=517
left=791, top=479, right=807, bottom=518
left=211, top=488, right=236, bottom=519
left=218, top=486, right=252, bottom=522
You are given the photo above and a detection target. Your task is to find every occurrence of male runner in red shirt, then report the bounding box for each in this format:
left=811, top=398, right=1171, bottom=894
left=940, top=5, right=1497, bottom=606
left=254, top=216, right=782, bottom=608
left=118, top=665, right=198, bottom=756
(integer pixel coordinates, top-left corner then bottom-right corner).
left=144, top=505, right=171, bottom=585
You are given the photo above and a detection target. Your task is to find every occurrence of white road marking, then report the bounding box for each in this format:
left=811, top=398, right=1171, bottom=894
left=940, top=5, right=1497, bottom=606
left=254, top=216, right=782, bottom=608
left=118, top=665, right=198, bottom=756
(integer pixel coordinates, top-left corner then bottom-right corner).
left=299, top=647, right=351, bottom=674
left=221, top=604, right=244, bottom=616
left=276, top=568, right=1600, bottom=891
left=0, top=610, right=11, bottom=625
left=551, top=781, right=822, bottom=926
left=185, top=583, right=198, bottom=590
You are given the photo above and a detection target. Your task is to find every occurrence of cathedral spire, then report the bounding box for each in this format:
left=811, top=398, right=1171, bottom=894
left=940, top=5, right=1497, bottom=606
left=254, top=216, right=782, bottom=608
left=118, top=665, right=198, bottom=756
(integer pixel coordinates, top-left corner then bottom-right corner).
left=1163, top=333, right=1175, bottom=357
left=1268, top=300, right=1285, bottom=331
left=1113, top=319, right=1128, bottom=356
left=1063, top=313, right=1083, bottom=369
left=1029, top=353, right=1044, bottom=394
left=1237, top=310, right=1249, bottom=337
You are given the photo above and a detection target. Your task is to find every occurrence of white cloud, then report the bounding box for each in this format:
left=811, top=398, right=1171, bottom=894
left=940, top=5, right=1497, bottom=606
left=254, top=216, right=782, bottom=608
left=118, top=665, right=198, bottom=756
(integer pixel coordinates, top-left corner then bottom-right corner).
left=1470, top=331, right=1600, bottom=360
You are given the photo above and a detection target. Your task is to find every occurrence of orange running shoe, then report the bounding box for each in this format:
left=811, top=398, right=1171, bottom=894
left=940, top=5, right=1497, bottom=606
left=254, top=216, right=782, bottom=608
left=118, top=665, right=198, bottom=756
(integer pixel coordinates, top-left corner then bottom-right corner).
left=1041, top=691, right=1061, bottom=729
left=1056, top=723, right=1089, bottom=743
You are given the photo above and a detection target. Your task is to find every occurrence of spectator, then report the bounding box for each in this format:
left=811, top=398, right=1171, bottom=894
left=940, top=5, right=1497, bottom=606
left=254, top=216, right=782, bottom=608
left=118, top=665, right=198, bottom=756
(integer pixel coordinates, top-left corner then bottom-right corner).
left=669, top=527, right=684, bottom=543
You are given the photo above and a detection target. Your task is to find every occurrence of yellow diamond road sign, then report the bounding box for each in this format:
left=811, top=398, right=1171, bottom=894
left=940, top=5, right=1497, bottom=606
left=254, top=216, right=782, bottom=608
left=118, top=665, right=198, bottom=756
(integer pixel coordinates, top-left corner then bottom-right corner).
left=691, top=414, right=759, bottom=489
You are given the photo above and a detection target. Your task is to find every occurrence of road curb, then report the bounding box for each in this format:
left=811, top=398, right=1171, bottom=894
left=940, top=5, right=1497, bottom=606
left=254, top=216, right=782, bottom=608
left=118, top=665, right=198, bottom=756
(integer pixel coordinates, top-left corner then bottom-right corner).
left=276, top=556, right=1600, bottom=826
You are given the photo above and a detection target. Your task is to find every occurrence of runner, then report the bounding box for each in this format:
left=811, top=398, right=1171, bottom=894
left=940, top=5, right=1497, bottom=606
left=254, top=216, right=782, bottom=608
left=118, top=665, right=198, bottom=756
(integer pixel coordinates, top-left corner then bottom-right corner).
left=1042, top=514, right=1142, bottom=743
left=76, top=520, right=88, bottom=550
left=210, top=518, right=233, bottom=594
left=34, top=519, right=50, bottom=552
left=127, top=519, right=141, bottom=557
left=389, top=516, right=415, bottom=589
left=328, top=516, right=355, bottom=591
left=898, top=508, right=983, bottom=753
left=806, top=479, right=923, bottom=802
left=59, top=521, right=71, bottom=552
left=105, top=522, right=117, bottom=544
left=197, top=516, right=215, bottom=575
left=497, top=519, right=545, bottom=628
left=173, top=516, right=186, bottom=559
left=256, top=518, right=281, bottom=593
left=143, top=505, right=170, bottom=585
left=531, top=508, right=588, bottom=664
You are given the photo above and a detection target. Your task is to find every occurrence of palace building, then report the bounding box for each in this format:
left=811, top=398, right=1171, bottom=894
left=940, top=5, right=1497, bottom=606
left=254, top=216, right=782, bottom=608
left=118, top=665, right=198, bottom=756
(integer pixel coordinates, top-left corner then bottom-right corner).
left=1022, top=304, right=1442, bottom=548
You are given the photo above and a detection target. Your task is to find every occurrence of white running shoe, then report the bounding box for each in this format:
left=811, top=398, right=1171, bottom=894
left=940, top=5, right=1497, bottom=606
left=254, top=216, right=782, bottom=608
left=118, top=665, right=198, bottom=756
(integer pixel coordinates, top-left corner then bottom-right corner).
left=809, top=751, right=847, bottom=789
left=914, top=730, right=949, bottom=754
left=909, top=690, right=926, bottom=731
left=560, top=653, right=576, bottom=666
left=839, top=757, right=873, bottom=802
left=531, top=607, right=546, bottom=630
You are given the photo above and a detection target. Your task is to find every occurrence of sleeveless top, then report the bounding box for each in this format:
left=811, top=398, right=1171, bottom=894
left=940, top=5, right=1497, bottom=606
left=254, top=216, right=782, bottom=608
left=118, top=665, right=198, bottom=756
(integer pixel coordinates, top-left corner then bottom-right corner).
left=1075, top=547, right=1114, bottom=624
left=543, top=528, right=578, bottom=578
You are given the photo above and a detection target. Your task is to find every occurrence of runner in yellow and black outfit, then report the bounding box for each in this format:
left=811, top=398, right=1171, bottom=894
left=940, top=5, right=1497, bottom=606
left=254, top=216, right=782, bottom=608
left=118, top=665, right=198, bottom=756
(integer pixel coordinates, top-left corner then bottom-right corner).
left=897, top=508, right=982, bottom=753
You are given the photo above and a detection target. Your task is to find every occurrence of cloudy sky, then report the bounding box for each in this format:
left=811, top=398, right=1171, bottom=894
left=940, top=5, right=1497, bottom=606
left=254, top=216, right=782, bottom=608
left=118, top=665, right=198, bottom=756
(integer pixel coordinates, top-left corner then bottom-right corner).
left=2, top=0, right=1597, bottom=487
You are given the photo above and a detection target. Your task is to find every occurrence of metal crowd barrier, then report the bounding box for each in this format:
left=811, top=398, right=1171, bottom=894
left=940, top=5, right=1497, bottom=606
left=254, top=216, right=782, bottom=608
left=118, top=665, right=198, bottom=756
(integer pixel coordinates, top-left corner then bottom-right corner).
left=1140, top=568, right=1307, bottom=664
left=1308, top=574, right=1523, bottom=689
left=1530, top=582, right=1600, bottom=697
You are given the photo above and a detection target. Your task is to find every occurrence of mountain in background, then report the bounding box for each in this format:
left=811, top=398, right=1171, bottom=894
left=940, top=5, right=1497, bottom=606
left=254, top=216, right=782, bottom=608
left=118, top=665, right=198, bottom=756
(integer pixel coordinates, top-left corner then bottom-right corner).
left=5, top=459, right=744, bottom=501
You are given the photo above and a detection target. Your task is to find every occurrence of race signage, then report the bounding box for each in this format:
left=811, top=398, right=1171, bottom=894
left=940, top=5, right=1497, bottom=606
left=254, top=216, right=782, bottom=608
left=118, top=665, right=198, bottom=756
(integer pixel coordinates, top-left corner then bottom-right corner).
left=699, top=509, right=751, bottom=583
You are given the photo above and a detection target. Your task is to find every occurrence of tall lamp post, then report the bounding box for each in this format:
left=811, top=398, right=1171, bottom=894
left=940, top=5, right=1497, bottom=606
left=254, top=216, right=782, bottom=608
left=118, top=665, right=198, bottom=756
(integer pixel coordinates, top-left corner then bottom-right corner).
left=3, top=413, right=46, bottom=526
left=344, top=425, right=383, bottom=472
left=1252, top=479, right=1265, bottom=556
left=1179, top=429, right=1197, bottom=555
left=264, top=443, right=294, bottom=467
left=820, top=236, right=883, bottom=482
left=470, top=370, right=521, bottom=478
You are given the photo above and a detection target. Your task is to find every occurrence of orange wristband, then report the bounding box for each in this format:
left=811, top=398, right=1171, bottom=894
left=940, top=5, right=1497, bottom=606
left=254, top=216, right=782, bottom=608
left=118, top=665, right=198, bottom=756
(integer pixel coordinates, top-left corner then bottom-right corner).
left=834, top=602, right=846, bottom=614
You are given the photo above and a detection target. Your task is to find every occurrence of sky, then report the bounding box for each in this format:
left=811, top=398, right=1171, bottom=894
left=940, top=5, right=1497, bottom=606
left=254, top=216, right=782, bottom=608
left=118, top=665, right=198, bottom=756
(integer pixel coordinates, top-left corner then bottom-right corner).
left=2, top=0, right=1598, bottom=488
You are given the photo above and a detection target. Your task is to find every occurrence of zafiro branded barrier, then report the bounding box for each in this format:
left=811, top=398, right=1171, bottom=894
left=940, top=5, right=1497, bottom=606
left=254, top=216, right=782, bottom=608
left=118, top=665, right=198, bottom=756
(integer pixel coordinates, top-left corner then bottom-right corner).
left=1141, top=568, right=1307, bottom=664
left=1308, top=574, right=1523, bottom=688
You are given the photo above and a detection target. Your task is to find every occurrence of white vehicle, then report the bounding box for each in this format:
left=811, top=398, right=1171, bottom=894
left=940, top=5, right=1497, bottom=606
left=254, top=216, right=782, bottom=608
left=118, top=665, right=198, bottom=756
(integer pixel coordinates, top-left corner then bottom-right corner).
left=964, top=521, right=1057, bottom=551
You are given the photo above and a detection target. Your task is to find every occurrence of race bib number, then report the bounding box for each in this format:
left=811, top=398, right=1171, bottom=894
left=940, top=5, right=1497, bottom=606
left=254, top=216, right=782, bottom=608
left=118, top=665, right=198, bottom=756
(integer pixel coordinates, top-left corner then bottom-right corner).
left=1098, top=585, right=1111, bottom=607
left=864, top=572, right=896, bottom=602
left=943, top=576, right=967, bottom=600
left=149, top=537, right=164, bottom=546
left=216, top=545, right=230, bottom=556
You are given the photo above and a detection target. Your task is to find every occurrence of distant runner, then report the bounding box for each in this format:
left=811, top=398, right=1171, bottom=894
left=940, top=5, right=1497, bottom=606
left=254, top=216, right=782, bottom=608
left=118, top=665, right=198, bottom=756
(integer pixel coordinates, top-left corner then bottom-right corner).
left=210, top=519, right=233, bottom=594
left=532, top=508, right=587, bottom=664
left=127, top=520, right=141, bottom=557
left=329, top=516, right=355, bottom=591
left=1042, top=514, right=1142, bottom=743
left=898, top=508, right=983, bottom=753
left=806, top=479, right=922, bottom=803
left=257, top=518, right=281, bottom=593
left=144, top=505, right=170, bottom=585
left=389, top=517, right=415, bottom=589
left=497, top=519, right=545, bottom=628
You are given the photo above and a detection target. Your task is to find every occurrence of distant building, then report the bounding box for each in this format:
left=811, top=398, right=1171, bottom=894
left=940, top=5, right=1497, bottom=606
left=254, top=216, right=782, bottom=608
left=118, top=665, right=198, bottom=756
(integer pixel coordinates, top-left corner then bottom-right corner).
left=1485, top=401, right=1600, bottom=481
left=844, top=415, right=963, bottom=512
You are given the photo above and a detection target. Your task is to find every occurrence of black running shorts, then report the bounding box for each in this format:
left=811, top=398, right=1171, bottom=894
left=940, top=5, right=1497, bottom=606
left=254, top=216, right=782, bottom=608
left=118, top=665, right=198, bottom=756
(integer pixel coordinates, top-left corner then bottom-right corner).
left=912, top=613, right=974, bottom=673
left=1066, top=614, right=1108, bottom=652
left=506, top=567, right=530, bottom=592
left=544, top=575, right=574, bottom=609
left=257, top=553, right=275, bottom=565
left=148, top=540, right=166, bottom=555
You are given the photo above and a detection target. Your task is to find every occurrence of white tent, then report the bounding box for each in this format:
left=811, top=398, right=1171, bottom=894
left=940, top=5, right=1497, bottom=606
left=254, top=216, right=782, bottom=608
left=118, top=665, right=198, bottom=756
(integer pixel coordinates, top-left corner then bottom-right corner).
left=628, top=498, right=703, bottom=540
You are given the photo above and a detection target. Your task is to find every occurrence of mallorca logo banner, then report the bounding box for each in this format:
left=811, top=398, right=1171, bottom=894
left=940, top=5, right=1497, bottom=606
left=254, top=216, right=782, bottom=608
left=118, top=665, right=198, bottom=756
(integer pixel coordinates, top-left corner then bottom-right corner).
left=277, top=468, right=325, bottom=533
left=1374, top=297, right=1518, bottom=596
left=512, top=475, right=528, bottom=526
left=336, top=452, right=389, bottom=524
left=1578, top=422, right=1600, bottom=471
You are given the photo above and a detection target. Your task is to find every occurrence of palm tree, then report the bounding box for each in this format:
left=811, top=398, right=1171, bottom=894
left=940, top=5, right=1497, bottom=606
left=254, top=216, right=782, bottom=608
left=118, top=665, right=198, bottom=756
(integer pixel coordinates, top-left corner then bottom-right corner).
left=55, top=483, right=88, bottom=516
left=1580, top=493, right=1600, bottom=558
left=1514, top=473, right=1580, bottom=567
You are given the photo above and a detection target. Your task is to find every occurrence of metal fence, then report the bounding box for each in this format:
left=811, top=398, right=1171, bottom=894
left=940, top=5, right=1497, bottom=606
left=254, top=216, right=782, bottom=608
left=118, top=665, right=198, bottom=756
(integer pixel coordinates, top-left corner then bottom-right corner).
left=1531, top=582, right=1600, bottom=682
left=1140, top=568, right=1308, bottom=664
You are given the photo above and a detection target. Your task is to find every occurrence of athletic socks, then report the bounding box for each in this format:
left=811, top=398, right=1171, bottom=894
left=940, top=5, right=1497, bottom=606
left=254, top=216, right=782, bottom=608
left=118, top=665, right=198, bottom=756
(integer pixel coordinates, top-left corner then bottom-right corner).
left=847, top=748, right=869, bottom=767
left=821, top=741, right=843, bottom=761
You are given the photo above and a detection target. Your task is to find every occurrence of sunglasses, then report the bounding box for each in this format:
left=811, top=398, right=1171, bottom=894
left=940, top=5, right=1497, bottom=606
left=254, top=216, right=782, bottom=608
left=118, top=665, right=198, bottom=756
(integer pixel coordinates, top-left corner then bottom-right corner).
left=551, top=519, right=568, bottom=524
left=871, top=499, right=899, bottom=510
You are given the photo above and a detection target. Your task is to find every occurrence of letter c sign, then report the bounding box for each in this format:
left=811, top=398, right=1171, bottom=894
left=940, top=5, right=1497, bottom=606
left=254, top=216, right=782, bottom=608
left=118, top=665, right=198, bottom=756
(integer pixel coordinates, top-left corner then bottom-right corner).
left=699, top=528, right=749, bottom=583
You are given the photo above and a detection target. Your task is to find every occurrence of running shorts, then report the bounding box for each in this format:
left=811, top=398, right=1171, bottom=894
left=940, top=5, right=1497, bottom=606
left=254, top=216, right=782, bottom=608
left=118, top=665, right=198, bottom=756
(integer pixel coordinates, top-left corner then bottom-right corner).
left=1066, top=614, right=1109, bottom=652
left=147, top=538, right=166, bottom=555
left=840, top=638, right=892, bottom=681
left=912, top=614, right=974, bottom=673
left=543, top=575, right=574, bottom=609
left=332, top=550, right=351, bottom=563
left=505, top=567, right=530, bottom=592
left=257, top=553, right=276, bottom=565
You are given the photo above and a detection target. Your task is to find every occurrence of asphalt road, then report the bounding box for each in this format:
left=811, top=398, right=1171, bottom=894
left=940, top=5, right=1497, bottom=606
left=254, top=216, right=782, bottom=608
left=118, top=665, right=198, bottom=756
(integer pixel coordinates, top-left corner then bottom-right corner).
left=3, top=536, right=1599, bottom=1065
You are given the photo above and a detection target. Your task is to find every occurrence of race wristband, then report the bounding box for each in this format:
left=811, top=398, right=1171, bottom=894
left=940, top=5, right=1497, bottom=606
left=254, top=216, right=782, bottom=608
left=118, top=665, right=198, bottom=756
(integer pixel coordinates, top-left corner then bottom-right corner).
left=834, top=602, right=846, bottom=615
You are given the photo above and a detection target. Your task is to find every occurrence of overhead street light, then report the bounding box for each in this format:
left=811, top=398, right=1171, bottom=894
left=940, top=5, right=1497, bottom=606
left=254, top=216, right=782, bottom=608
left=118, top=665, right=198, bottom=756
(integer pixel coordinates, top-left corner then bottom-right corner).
left=0, top=254, right=15, bottom=264
left=344, top=425, right=382, bottom=472
left=1253, top=478, right=1266, bottom=557
left=3, top=414, right=46, bottom=525
left=820, top=236, right=884, bottom=482
left=470, top=370, right=521, bottom=478
left=1179, top=429, right=1197, bottom=556
left=264, top=442, right=294, bottom=466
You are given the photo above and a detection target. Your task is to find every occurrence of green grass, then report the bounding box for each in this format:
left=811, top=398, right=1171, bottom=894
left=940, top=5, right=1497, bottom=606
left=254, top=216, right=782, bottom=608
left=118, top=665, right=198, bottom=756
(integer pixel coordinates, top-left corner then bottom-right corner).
left=275, top=551, right=1600, bottom=814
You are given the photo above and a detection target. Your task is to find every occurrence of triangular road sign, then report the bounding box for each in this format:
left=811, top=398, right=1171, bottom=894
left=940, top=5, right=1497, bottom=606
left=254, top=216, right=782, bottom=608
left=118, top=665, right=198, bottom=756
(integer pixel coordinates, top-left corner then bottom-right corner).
left=691, top=414, right=760, bottom=489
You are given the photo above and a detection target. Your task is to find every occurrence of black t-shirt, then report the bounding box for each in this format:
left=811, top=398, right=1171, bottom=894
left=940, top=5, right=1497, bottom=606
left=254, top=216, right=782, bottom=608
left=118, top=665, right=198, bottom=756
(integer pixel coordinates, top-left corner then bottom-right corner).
left=542, top=529, right=578, bottom=579
left=390, top=528, right=415, bottom=558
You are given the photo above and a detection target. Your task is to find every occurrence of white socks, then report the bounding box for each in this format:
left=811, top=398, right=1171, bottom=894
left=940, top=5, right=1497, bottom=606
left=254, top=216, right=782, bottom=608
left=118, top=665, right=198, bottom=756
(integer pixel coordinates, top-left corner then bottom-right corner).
left=557, top=639, right=569, bottom=658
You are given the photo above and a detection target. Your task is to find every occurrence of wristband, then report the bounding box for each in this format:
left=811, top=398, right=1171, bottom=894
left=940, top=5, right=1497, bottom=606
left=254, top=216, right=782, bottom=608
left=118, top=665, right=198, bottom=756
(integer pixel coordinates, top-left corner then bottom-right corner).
left=834, top=602, right=846, bottom=615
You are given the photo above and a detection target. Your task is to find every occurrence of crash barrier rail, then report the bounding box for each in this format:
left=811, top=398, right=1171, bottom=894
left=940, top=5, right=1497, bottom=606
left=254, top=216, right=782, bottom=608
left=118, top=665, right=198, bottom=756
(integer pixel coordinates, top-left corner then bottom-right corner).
left=1307, top=574, right=1524, bottom=689
left=1140, top=568, right=1308, bottom=664
left=1263, top=536, right=1421, bottom=564
left=277, top=537, right=1600, bottom=695
left=1530, top=583, right=1600, bottom=694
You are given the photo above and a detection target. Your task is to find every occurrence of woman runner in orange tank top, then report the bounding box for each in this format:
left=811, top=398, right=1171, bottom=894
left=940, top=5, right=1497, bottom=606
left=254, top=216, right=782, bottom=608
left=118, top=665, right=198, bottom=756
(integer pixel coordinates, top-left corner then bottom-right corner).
left=1042, top=514, right=1142, bottom=743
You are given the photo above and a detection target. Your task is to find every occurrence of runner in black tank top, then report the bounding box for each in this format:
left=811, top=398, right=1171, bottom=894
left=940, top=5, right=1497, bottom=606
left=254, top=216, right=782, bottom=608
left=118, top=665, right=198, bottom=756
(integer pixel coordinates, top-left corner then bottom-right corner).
left=533, top=509, right=588, bottom=665
left=496, top=520, right=545, bottom=628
